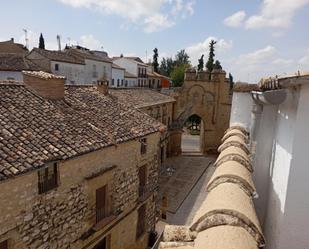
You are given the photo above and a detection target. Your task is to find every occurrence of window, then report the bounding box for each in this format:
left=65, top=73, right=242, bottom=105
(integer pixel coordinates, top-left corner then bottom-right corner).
left=121, top=79, right=124, bottom=86
left=55, top=64, right=59, bottom=71
left=96, top=185, right=107, bottom=223
left=117, top=79, right=120, bottom=87
left=6, top=77, right=15, bottom=80
left=125, top=80, right=128, bottom=87
left=140, top=138, right=147, bottom=155
left=138, top=165, right=147, bottom=198
left=0, top=240, right=8, bottom=249
left=93, top=237, right=107, bottom=249
left=38, top=162, right=59, bottom=194
left=93, top=65, right=97, bottom=78
left=112, top=79, right=114, bottom=85
left=136, top=205, right=146, bottom=239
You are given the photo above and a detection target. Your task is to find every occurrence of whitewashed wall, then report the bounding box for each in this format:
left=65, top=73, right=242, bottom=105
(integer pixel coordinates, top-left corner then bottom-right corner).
left=253, top=104, right=278, bottom=224
left=111, top=67, right=125, bottom=87
left=0, top=71, right=23, bottom=81
left=263, top=85, right=309, bottom=249
left=113, top=58, right=137, bottom=77
left=125, top=77, right=137, bottom=87
left=51, top=61, right=85, bottom=85
left=83, top=59, right=112, bottom=85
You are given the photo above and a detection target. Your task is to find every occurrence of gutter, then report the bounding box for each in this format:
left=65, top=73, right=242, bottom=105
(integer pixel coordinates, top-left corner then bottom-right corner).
left=250, top=89, right=287, bottom=155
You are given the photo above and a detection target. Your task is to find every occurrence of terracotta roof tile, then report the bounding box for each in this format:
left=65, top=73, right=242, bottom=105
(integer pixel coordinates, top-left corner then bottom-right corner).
left=0, top=54, right=43, bottom=71
left=0, top=84, right=161, bottom=180
left=110, top=88, right=175, bottom=108
left=32, top=48, right=85, bottom=65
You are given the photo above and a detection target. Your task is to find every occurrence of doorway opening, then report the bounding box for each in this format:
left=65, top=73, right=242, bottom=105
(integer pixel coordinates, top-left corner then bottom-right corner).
left=181, top=114, right=204, bottom=154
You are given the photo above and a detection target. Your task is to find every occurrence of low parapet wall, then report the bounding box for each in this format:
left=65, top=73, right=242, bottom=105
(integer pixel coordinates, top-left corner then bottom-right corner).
left=159, top=126, right=264, bottom=249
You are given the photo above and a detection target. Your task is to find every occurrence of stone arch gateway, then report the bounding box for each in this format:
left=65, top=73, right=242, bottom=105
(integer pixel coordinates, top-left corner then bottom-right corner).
left=168, top=69, right=232, bottom=155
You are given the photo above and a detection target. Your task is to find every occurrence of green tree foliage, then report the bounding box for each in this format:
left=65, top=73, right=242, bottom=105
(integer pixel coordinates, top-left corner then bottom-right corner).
left=152, top=48, right=159, bottom=73
left=39, top=33, right=45, bottom=49
left=206, top=40, right=216, bottom=71
left=197, top=54, right=204, bottom=71
left=159, top=57, right=175, bottom=76
left=214, top=60, right=222, bottom=70
left=171, top=64, right=186, bottom=87
left=159, top=49, right=191, bottom=87
left=175, top=49, right=190, bottom=66
left=229, top=73, right=234, bottom=90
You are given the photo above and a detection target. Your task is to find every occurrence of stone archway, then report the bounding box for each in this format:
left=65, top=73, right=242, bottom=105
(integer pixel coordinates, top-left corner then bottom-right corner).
left=168, top=69, right=232, bottom=156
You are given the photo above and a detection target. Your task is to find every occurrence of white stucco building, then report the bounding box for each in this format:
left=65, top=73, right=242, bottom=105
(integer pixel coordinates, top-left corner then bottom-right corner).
left=66, top=47, right=112, bottom=84
left=111, top=63, right=125, bottom=87
left=112, top=56, right=147, bottom=87
left=230, top=72, right=309, bottom=249
left=27, top=48, right=85, bottom=84
left=124, top=71, right=137, bottom=87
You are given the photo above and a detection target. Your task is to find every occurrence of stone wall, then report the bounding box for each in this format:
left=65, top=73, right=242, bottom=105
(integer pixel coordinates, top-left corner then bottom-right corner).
left=169, top=69, right=232, bottom=155
left=0, top=132, right=161, bottom=249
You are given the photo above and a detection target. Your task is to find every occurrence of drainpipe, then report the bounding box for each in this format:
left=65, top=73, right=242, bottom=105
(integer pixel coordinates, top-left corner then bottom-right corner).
left=250, top=89, right=287, bottom=156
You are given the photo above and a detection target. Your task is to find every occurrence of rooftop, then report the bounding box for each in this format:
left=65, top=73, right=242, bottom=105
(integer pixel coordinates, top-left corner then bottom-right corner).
left=66, top=48, right=112, bottom=63
left=0, top=39, right=28, bottom=54
left=31, top=48, right=85, bottom=65
left=0, top=83, right=162, bottom=180
left=0, top=54, right=43, bottom=71
left=110, top=88, right=175, bottom=108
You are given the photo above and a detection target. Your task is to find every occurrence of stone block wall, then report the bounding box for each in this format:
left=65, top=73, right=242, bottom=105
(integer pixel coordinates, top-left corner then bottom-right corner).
left=0, top=132, right=161, bottom=249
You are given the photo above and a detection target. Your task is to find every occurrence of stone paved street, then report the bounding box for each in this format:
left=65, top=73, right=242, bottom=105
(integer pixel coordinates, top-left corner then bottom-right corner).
left=158, top=155, right=216, bottom=220
left=181, top=133, right=201, bottom=152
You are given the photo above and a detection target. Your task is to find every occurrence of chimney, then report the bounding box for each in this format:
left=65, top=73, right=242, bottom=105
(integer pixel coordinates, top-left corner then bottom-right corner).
left=22, top=71, right=65, bottom=100
left=97, top=78, right=109, bottom=95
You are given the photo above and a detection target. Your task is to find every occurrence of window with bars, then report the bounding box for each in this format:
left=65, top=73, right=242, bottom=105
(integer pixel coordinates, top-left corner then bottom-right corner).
left=0, top=240, right=8, bottom=249
left=38, top=163, right=59, bottom=194
left=136, top=205, right=146, bottom=239
left=96, top=185, right=108, bottom=223
left=140, top=138, right=147, bottom=155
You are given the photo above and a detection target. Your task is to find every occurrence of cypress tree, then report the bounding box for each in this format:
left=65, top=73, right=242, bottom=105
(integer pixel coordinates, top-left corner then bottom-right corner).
left=197, top=54, right=204, bottom=71
left=206, top=40, right=216, bottom=71
left=39, top=33, right=45, bottom=49
left=153, top=48, right=159, bottom=73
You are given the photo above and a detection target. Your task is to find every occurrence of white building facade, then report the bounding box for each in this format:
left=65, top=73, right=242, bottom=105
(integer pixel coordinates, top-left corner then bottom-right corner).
left=230, top=74, right=309, bottom=249
left=27, top=48, right=85, bottom=84
left=111, top=64, right=125, bottom=87
left=112, top=57, right=147, bottom=87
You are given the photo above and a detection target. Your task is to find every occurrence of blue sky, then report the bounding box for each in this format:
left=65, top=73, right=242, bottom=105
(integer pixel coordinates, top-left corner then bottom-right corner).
left=1, top=0, right=309, bottom=82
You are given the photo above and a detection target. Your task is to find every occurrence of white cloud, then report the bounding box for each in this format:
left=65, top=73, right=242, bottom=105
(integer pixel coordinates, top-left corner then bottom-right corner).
left=245, top=0, right=309, bottom=29
left=298, top=49, right=309, bottom=69
left=186, top=36, right=233, bottom=66
left=143, top=14, right=175, bottom=33
left=79, top=34, right=102, bottom=50
left=227, top=45, right=304, bottom=82
left=224, top=0, right=309, bottom=30
left=224, top=11, right=246, bottom=28
left=57, top=0, right=195, bottom=32
left=237, top=45, right=276, bottom=65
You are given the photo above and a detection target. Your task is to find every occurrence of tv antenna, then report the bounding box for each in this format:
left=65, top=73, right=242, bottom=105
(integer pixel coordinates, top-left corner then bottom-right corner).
left=22, top=29, right=29, bottom=49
